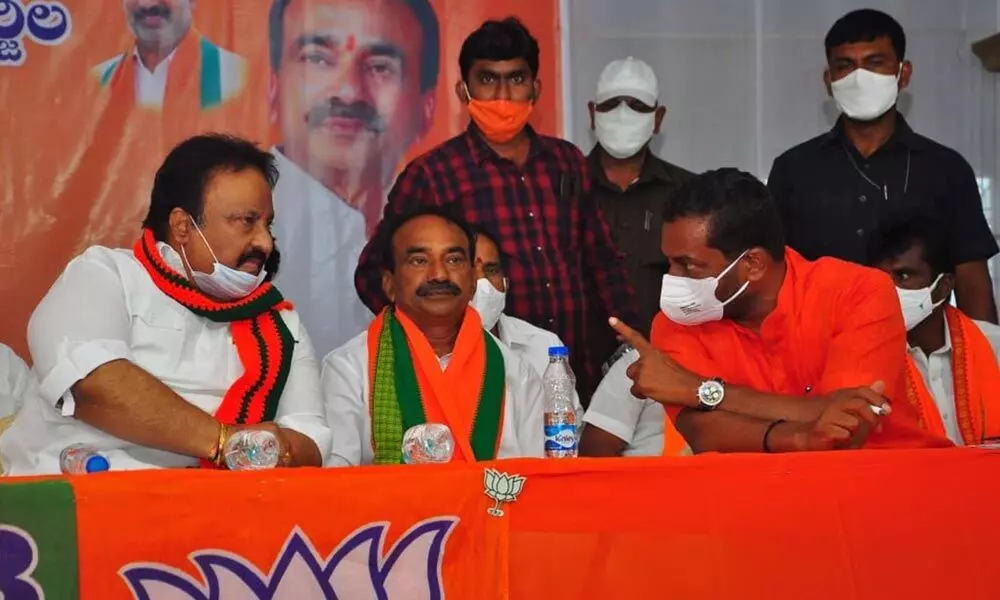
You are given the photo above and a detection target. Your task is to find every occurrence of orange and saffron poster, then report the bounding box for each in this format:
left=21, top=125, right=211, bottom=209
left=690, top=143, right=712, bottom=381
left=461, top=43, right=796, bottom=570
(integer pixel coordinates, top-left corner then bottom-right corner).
left=0, top=0, right=563, bottom=360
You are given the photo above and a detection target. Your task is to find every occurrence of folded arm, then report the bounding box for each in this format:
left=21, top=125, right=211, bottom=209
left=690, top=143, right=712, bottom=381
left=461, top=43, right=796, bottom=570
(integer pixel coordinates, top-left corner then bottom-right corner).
left=72, top=359, right=221, bottom=458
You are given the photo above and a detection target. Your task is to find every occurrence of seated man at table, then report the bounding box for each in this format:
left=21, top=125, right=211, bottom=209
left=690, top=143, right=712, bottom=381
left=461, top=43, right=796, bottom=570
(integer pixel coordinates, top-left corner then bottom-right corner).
left=322, top=208, right=545, bottom=465
left=0, top=135, right=330, bottom=475
left=606, top=168, right=949, bottom=453
left=868, top=216, right=1000, bottom=446
left=469, top=227, right=582, bottom=418
left=579, top=352, right=689, bottom=457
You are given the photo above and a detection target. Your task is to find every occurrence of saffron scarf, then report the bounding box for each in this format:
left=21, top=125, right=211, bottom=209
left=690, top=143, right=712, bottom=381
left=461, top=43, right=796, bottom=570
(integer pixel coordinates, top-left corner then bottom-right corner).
left=133, top=229, right=295, bottom=466
left=905, top=305, right=1000, bottom=445
left=367, top=306, right=505, bottom=464
left=100, top=30, right=225, bottom=116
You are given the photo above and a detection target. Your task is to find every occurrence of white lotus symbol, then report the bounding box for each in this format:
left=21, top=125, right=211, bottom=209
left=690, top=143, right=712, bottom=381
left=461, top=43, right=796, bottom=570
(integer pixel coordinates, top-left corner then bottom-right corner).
left=483, top=468, right=526, bottom=517
left=119, top=517, right=457, bottom=599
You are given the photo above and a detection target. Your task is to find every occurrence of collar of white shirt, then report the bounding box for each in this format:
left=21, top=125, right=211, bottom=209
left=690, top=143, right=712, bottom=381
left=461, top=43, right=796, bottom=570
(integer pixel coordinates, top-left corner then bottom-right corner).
left=497, top=314, right=531, bottom=348
left=907, top=319, right=953, bottom=362
left=132, top=45, right=178, bottom=74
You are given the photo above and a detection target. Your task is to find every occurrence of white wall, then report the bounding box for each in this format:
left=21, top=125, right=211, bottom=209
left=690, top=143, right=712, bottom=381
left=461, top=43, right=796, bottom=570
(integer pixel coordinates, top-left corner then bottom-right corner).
left=564, top=0, right=1000, bottom=260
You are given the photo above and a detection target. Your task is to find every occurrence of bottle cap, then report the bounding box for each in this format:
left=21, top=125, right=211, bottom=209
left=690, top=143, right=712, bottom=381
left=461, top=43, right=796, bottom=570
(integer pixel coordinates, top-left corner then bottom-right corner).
left=85, top=455, right=110, bottom=473
left=547, top=346, right=569, bottom=358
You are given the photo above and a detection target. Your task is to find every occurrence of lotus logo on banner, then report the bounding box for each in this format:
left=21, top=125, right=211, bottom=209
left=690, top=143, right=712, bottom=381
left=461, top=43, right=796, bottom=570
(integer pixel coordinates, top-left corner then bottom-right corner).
left=0, top=0, right=72, bottom=67
left=119, top=517, right=458, bottom=600
left=0, top=518, right=458, bottom=599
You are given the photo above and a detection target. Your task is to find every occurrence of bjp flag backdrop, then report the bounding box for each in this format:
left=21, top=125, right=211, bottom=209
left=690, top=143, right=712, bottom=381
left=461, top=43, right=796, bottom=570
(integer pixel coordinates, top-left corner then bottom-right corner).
left=0, top=0, right=563, bottom=360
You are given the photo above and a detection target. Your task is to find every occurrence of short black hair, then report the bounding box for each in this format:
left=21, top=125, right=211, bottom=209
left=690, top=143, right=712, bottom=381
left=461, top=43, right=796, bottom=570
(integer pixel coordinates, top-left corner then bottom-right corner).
left=664, top=168, right=785, bottom=260
left=825, top=9, right=906, bottom=61
left=268, top=0, right=441, bottom=93
left=867, top=214, right=954, bottom=277
left=142, top=134, right=278, bottom=242
left=459, top=17, right=539, bottom=82
left=377, top=205, right=477, bottom=272
left=468, top=223, right=508, bottom=271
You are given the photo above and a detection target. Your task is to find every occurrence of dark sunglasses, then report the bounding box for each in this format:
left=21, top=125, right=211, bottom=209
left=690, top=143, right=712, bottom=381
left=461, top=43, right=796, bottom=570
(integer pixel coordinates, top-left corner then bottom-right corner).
left=594, top=96, right=657, bottom=114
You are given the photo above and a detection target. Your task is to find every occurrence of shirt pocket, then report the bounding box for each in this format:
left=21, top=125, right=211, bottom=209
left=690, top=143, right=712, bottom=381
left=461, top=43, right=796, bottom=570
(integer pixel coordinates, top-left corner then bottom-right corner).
left=129, top=303, right=187, bottom=379
left=637, top=213, right=668, bottom=268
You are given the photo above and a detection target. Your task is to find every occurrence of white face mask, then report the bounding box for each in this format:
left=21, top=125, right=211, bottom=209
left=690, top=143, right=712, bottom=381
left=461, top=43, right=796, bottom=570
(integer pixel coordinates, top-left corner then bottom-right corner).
left=594, top=104, right=656, bottom=159
left=897, top=274, right=946, bottom=331
left=830, top=65, right=901, bottom=121
left=660, top=251, right=749, bottom=326
left=181, top=217, right=267, bottom=300
left=470, top=277, right=506, bottom=331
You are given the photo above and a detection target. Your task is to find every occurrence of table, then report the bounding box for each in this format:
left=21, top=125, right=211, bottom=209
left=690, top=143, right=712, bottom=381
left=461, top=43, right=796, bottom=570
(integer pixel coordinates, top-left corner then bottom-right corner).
left=2, top=448, right=999, bottom=599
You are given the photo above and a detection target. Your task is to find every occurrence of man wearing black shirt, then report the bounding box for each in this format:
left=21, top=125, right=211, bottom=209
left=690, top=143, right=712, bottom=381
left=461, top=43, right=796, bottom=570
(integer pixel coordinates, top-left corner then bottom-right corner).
left=586, top=57, right=693, bottom=373
left=767, top=8, right=998, bottom=323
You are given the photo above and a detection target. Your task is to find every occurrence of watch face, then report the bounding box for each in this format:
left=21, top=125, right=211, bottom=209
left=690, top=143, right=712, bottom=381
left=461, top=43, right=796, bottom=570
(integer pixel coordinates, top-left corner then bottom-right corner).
left=699, top=380, right=725, bottom=407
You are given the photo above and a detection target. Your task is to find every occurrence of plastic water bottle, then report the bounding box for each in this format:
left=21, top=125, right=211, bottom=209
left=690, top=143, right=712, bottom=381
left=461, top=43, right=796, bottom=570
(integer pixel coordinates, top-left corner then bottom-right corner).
left=59, top=444, right=110, bottom=474
left=224, top=429, right=281, bottom=470
left=402, top=423, right=455, bottom=464
left=543, top=346, right=578, bottom=458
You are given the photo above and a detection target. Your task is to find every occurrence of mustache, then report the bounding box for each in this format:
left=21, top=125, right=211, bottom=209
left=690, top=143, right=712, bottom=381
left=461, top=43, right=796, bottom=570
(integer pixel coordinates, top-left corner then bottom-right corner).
left=305, top=100, right=387, bottom=133
left=416, top=280, right=461, bottom=297
left=133, top=4, right=171, bottom=20
left=238, top=250, right=268, bottom=268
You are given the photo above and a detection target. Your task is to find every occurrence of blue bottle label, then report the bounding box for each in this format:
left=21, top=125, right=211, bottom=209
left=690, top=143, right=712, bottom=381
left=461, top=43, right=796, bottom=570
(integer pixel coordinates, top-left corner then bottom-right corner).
left=544, top=424, right=577, bottom=451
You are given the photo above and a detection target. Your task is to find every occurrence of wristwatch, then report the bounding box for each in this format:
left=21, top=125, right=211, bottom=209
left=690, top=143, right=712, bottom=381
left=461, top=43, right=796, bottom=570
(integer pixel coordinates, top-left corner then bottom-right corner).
left=696, top=377, right=725, bottom=411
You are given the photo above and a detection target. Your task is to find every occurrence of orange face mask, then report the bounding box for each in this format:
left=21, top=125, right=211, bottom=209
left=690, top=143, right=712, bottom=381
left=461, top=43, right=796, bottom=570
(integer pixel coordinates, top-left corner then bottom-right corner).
left=465, top=86, right=534, bottom=144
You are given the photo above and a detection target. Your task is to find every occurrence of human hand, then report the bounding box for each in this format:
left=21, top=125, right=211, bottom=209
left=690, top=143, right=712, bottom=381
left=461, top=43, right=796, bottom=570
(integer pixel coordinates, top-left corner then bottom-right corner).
left=608, top=317, right=702, bottom=407
left=789, top=381, right=889, bottom=451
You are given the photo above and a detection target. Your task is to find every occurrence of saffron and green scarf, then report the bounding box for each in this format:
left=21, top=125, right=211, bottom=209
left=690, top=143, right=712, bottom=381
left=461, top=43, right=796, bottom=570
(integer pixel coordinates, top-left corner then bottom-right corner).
left=905, top=305, right=1000, bottom=445
left=367, top=306, right=505, bottom=464
left=133, top=229, right=295, bottom=466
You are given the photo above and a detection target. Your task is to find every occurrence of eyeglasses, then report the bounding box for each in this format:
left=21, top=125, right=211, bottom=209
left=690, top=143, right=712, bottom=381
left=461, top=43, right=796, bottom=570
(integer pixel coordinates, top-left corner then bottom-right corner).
left=594, top=96, right=657, bottom=114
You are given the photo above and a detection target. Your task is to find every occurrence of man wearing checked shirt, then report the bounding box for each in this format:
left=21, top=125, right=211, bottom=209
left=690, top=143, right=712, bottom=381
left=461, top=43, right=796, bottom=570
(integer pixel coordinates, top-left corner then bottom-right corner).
left=355, top=18, right=638, bottom=402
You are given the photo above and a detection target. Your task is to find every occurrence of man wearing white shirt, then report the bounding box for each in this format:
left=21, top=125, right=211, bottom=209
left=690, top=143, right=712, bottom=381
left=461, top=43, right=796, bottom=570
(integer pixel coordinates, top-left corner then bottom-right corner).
left=321, top=208, right=544, bottom=466
left=468, top=227, right=582, bottom=415
left=93, top=0, right=246, bottom=110
left=267, top=0, right=440, bottom=358
left=0, top=135, right=329, bottom=475
left=0, top=344, right=32, bottom=421
left=869, top=216, right=1000, bottom=445
left=580, top=351, right=674, bottom=457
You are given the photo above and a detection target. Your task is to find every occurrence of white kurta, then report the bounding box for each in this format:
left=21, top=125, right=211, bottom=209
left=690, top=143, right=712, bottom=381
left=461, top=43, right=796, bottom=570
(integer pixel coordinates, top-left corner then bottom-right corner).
left=908, top=317, right=1000, bottom=445
left=0, top=344, right=32, bottom=420
left=496, top=313, right=583, bottom=416
left=270, top=148, right=373, bottom=359
left=320, top=329, right=546, bottom=466
left=0, top=244, right=331, bottom=475
left=583, top=351, right=668, bottom=456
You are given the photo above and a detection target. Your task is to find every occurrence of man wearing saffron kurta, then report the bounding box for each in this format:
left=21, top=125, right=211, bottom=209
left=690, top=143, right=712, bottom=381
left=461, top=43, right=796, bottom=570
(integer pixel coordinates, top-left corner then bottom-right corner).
left=321, top=208, right=545, bottom=465
left=869, top=216, right=1000, bottom=446
left=0, top=135, right=329, bottom=475
left=605, top=168, right=950, bottom=453
left=92, top=0, right=246, bottom=111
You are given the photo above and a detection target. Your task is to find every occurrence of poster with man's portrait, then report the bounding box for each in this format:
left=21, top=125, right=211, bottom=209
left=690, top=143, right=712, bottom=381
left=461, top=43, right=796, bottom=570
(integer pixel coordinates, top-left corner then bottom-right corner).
left=0, top=0, right=563, bottom=358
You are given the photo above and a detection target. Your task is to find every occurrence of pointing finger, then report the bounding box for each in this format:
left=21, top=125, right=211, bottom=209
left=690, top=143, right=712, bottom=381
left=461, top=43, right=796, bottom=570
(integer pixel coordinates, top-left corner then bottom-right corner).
left=608, top=317, right=654, bottom=355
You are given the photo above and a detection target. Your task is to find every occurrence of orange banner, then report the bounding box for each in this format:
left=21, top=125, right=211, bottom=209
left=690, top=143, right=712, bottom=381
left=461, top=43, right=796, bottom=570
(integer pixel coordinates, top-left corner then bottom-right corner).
left=0, top=0, right=563, bottom=360
left=3, top=450, right=1000, bottom=599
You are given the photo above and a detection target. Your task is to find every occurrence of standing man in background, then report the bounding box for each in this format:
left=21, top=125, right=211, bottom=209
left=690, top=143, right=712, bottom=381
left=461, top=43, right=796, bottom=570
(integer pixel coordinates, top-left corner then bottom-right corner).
left=267, top=0, right=440, bottom=357
left=767, top=8, right=998, bottom=323
left=586, top=57, right=693, bottom=367
left=354, top=17, right=638, bottom=401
